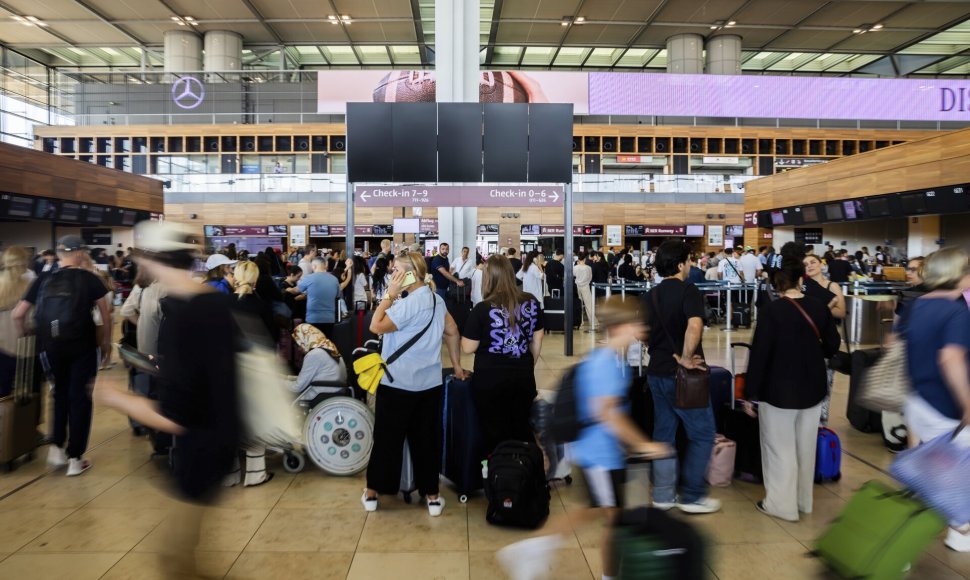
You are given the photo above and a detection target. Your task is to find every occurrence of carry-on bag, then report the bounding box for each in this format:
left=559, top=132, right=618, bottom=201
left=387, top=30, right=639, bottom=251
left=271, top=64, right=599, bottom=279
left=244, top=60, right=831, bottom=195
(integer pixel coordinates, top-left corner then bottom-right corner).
left=0, top=336, right=40, bottom=470
left=484, top=440, right=550, bottom=528
left=890, top=425, right=970, bottom=524
left=814, top=480, right=945, bottom=580
left=440, top=372, right=485, bottom=502
left=615, top=507, right=707, bottom=580
left=814, top=427, right=843, bottom=483
left=705, top=435, right=736, bottom=487
left=846, top=348, right=885, bottom=433
left=530, top=397, right=573, bottom=484
left=717, top=404, right=762, bottom=483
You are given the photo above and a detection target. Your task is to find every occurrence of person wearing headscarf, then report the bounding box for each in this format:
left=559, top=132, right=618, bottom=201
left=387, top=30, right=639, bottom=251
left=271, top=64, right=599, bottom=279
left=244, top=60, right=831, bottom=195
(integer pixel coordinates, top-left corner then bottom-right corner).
left=291, top=324, right=347, bottom=392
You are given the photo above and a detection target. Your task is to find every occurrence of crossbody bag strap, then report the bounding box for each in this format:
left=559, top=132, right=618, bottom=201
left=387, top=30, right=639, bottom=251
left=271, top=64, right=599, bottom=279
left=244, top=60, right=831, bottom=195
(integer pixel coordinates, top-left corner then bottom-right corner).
left=726, top=258, right=744, bottom=281
left=385, top=293, right=437, bottom=366
left=783, top=297, right=820, bottom=342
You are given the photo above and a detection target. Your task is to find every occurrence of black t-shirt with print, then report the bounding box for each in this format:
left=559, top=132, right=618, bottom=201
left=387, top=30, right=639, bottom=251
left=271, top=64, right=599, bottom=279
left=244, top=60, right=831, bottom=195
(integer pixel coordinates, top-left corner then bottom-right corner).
left=463, top=297, right=545, bottom=370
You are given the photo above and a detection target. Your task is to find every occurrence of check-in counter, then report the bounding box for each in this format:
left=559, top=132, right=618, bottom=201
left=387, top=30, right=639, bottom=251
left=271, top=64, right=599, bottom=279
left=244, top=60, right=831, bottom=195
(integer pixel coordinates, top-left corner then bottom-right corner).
left=846, top=294, right=897, bottom=345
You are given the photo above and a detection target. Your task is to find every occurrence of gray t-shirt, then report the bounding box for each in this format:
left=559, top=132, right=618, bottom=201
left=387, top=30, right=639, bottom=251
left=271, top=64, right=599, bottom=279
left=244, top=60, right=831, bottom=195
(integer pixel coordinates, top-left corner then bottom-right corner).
left=297, top=271, right=340, bottom=324
left=381, top=285, right=445, bottom=392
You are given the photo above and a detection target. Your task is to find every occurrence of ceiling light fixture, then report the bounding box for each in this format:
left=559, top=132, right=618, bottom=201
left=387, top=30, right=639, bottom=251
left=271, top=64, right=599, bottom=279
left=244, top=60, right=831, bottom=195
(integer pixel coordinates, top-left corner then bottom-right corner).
left=710, top=20, right=737, bottom=32
left=13, top=15, right=47, bottom=27
left=575, top=16, right=585, bottom=24
left=329, top=14, right=352, bottom=25
left=184, top=16, right=198, bottom=26
left=853, top=23, right=883, bottom=34
left=561, top=16, right=572, bottom=27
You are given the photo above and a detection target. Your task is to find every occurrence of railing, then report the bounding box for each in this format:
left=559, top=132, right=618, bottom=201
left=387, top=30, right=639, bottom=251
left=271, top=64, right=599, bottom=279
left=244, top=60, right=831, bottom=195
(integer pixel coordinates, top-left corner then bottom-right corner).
left=161, top=172, right=755, bottom=194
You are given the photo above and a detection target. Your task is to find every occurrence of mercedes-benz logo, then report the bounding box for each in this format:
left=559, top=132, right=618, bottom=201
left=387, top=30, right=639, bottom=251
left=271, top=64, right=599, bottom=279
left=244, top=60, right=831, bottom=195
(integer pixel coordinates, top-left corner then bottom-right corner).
left=172, top=77, right=205, bottom=110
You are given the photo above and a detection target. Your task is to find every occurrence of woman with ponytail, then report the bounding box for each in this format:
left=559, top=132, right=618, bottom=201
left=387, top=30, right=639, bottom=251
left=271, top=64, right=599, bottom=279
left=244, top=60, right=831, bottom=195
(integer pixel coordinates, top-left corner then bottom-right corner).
left=231, top=261, right=276, bottom=343
left=743, top=244, right=840, bottom=522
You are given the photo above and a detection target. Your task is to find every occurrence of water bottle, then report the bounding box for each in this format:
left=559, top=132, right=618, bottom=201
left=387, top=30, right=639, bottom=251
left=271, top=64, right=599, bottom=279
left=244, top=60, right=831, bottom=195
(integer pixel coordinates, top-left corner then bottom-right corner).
left=481, top=460, right=488, bottom=479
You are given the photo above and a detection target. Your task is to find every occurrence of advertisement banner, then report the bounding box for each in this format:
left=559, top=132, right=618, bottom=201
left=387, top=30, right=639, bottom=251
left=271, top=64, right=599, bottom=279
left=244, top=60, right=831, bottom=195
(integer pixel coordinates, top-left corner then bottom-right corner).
left=319, top=70, right=589, bottom=114
left=329, top=225, right=346, bottom=236
left=707, top=225, right=724, bottom=247
left=588, top=72, right=970, bottom=122
left=289, top=225, right=307, bottom=247
left=223, top=226, right=268, bottom=236
left=606, top=225, right=623, bottom=246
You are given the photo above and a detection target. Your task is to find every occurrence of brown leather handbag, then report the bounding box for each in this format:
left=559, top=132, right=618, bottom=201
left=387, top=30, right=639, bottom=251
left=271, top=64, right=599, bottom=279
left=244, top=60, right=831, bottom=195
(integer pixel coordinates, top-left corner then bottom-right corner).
left=651, top=291, right=710, bottom=409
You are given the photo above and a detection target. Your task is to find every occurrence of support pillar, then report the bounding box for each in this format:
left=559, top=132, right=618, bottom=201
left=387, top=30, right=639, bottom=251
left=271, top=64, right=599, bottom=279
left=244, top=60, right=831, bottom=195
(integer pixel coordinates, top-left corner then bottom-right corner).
left=705, top=35, right=742, bottom=75
left=907, top=215, right=941, bottom=259
left=435, top=0, right=479, bottom=254
left=666, top=33, right=704, bottom=74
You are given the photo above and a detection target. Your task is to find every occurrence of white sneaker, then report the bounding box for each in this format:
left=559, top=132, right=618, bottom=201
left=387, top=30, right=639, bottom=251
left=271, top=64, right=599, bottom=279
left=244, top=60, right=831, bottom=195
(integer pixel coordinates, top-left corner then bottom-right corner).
left=652, top=500, right=677, bottom=511
left=47, top=446, right=68, bottom=469
left=677, top=497, right=722, bottom=514
left=427, top=496, right=445, bottom=517
left=66, top=458, right=91, bottom=477
left=945, top=526, right=970, bottom=552
left=361, top=491, right=378, bottom=512
left=496, top=535, right=561, bottom=580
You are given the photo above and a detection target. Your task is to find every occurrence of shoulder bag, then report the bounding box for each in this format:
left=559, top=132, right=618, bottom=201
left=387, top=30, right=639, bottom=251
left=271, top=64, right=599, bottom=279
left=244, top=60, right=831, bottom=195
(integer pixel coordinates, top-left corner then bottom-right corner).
left=651, top=290, right=710, bottom=409
left=354, top=294, right=437, bottom=395
left=856, top=310, right=912, bottom=413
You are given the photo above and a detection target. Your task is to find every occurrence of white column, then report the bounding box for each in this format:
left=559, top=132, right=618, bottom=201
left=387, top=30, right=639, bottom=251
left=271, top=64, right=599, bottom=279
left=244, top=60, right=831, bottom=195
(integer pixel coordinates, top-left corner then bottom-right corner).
left=164, top=30, right=202, bottom=74
left=706, top=34, right=742, bottom=75
left=436, top=0, right=479, bottom=253
left=666, top=33, right=704, bottom=74
left=204, top=31, right=243, bottom=80
left=907, top=215, right=941, bottom=259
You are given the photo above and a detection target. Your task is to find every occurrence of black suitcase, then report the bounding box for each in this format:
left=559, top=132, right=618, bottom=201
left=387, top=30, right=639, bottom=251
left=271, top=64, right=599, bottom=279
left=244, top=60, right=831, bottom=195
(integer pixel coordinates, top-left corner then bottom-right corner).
left=717, top=406, right=762, bottom=482
left=731, top=304, right=752, bottom=328
left=440, top=372, right=485, bottom=502
left=543, top=294, right=581, bottom=332
left=846, top=348, right=884, bottom=433
left=446, top=291, right=473, bottom=334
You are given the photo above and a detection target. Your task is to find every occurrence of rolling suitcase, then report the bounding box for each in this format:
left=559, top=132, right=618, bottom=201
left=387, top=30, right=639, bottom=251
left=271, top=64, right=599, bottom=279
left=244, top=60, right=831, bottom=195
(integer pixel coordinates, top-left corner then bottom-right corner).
left=440, top=372, right=486, bottom=502
left=731, top=303, right=752, bottom=328
left=814, top=480, right=945, bottom=580
left=0, top=336, right=40, bottom=470
left=847, top=348, right=884, bottom=433
left=615, top=507, right=707, bottom=580
left=543, top=294, right=581, bottom=333
left=445, top=290, right=473, bottom=335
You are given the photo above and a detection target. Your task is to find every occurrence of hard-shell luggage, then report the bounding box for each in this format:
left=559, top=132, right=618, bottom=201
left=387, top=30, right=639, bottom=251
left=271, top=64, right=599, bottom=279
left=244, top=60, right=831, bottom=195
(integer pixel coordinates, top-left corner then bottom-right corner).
left=445, top=290, right=473, bottom=334
left=814, top=480, right=945, bottom=580
left=708, top=366, right=734, bottom=411
left=847, top=348, right=884, bottom=433
left=615, top=507, right=707, bottom=580
left=542, top=294, right=581, bottom=333
left=731, top=303, right=752, bottom=328
left=729, top=342, right=750, bottom=401
left=484, top=440, right=550, bottom=529
left=440, top=373, right=485, bottom=502
left=814, top=427, right=842, bottom=483
left=717, top=406, right=762, bottom=482
left=0, top=336, right=40, bottom=470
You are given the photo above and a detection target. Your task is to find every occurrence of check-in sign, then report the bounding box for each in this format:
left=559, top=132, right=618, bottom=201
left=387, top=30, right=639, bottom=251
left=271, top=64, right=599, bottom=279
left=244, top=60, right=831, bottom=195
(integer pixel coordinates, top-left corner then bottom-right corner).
left=354, top=185, right=564, bottom=208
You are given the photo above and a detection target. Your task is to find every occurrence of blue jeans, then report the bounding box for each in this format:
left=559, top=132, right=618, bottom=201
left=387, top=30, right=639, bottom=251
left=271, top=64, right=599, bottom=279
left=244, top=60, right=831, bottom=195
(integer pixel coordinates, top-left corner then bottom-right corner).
left=648, top=375, right=716, bottom=504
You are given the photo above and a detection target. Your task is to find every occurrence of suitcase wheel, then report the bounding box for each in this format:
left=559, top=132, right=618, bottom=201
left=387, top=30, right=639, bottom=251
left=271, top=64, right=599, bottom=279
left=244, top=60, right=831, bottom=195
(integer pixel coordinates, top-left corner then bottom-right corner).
left=283, top=451, right=306, bottom=474
left=832, top=472, right=841, bottom=482
left=459, top=494, right=468, bottom=504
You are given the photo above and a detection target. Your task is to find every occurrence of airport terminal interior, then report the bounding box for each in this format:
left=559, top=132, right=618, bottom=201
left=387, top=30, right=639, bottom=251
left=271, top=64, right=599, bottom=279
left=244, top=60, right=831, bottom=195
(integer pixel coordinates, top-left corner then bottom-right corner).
left=2, top=0, right=970, bottom=578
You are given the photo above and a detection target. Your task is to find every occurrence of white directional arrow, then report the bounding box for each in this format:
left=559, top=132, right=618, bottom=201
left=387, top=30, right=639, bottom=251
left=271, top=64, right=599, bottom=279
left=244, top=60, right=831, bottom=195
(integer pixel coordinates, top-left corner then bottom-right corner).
left=360, top=190, right=370, bottom=202
left=550, top=192, right=560, bottom=203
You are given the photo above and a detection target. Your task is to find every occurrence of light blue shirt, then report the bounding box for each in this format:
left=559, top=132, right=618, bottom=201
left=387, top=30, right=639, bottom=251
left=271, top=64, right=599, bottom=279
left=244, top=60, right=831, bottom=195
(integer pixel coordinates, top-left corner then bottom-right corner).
left=297, top=271, right=340, bottom=324
left=381, top=285, right=446, bottom=392
left=573, top=347, right=630, bottom=471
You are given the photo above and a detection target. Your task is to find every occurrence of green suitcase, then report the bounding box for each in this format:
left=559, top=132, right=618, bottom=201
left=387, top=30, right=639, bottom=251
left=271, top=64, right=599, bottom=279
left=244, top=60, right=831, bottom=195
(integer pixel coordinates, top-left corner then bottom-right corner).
left=815, top=480, right=946, bottom=580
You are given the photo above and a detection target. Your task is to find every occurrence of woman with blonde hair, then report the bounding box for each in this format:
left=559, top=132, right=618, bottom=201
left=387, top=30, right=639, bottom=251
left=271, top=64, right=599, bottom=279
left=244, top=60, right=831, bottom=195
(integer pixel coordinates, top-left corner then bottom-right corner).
left=231, top=261, right=276, bottom=343
left=462, top=254, right=544, bottom=456
left=901, top=247, right=970, bottom=552
left=361, top=251, right=468, bottom=516
left=0, top=247, right=33, bottom=395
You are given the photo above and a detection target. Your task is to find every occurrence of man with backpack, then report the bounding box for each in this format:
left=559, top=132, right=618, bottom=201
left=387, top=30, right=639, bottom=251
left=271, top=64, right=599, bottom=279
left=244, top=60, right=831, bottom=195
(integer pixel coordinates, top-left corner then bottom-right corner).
left=12, top=235, right=111, bottom=476
left=642, top=240, right=721, bottom=515
left=497, top=298, right=671, bottom=580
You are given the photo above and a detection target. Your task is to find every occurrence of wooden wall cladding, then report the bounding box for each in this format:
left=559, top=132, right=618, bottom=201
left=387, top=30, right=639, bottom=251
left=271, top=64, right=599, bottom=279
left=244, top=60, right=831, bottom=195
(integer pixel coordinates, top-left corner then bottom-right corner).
left=0, top=141, right=163, bottom=212
left=745, top=127, right=970, bottom=212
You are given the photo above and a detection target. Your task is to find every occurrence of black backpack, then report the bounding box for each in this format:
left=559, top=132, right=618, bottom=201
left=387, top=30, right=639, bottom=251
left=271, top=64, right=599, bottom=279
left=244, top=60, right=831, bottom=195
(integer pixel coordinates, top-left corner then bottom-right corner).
left=34, top=269, right=92, bottom=345
left=485, top=440, right=550, bottom=528
left=549, top=364, right=590, bottom=443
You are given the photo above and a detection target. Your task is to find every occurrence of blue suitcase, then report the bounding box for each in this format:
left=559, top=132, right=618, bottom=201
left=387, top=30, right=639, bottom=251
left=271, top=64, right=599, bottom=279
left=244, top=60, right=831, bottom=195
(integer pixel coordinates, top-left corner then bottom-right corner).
left=709, top=366, right=733, bottom=411
left=440, top=372, right=485, bottom=502
left=815, top=427, right=842, bottom=483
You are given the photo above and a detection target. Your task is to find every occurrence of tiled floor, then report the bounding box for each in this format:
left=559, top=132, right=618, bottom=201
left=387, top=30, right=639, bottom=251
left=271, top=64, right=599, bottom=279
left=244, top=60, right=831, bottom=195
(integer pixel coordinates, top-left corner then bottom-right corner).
left=2, top=325, right=969, bottom=579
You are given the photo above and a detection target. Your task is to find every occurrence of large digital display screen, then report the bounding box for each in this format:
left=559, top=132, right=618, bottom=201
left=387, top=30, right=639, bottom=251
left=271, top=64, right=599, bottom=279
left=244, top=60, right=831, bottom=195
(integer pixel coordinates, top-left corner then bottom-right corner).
left=801, top=206, right=819, bottom=223
left=824, top=203, right=844, bottom=221
left=867, top=197, right=891, bottom=217
left=900, top=193, right=927, bottom=214
left=770, top=211, right=785, bottom=226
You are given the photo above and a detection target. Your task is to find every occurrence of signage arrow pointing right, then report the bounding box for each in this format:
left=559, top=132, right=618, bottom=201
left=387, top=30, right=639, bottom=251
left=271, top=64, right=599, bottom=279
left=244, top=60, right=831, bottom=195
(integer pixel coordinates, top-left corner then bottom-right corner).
left=550, top=192, right=560, bottom=203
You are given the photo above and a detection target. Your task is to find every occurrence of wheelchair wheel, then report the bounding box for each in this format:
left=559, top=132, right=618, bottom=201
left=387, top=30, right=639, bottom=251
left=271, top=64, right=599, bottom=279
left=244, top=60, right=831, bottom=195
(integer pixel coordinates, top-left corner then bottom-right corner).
left=304, top=396, right=375, bottom=476
left=283, top=451, right=306, bottom=473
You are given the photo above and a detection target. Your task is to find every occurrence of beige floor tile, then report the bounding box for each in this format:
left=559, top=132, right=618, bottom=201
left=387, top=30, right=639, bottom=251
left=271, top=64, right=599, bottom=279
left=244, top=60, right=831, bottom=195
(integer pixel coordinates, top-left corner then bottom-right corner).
left=357, top=503, right=469, bottom=552
left=275, top=471, right=368, bottom=510
left=0, top=508, right=75, bottom=551
left=466, top=501, right=580, bottom=552
left=247, top=507, right=365, bottom=552
left=347, top=551, right=469, bottom=580
left=85, top=472, right=178, bottom=509
left=681, top=499, right=794, bottom=546
left=907, top=553, right=968, bottom=580
left=135, top=507, right=270, bottom=553
left=469, top=548, right=593, bottom=580
left=100, top=551, right=239, bottom=580
left=926, top=542, right=970, bottom=578
left=774, top=496, right=848, bottom=542
left=227, top=551, right=354, bottom=580
left=0, top=552, right=125, bottom=580
left=23, top=507, right=167, bottom=552
left=0, top=474, right=123, bottom=510
left=709, top=541, right=828, bottom=580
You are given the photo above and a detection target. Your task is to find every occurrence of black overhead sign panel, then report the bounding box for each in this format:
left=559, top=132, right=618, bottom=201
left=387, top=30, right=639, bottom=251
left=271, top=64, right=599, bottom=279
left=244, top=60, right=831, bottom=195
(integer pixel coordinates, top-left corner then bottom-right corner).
left=347, top=102, right=574, bottom=184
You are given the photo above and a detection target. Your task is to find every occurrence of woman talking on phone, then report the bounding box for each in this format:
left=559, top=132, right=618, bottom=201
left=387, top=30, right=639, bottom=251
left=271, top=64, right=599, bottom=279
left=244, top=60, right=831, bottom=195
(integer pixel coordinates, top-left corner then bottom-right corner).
left=361, top=251, right=468, bottom=517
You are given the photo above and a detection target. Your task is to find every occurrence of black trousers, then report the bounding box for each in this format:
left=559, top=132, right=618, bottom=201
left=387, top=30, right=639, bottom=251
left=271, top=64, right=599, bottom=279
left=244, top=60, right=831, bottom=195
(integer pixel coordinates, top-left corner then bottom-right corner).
left=45, top=348, right=98, bottom=459
left=471, top=366, right=537, bottom=457
left=366, top=384, right=443, bottom=497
